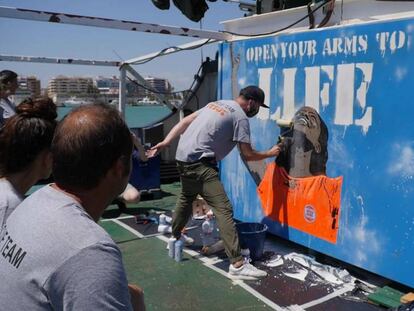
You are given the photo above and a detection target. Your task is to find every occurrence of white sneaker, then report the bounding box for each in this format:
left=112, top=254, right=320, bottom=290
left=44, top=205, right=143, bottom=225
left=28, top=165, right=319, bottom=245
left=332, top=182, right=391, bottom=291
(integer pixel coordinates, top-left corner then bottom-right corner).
left=228, top=262, right=268, bottom=280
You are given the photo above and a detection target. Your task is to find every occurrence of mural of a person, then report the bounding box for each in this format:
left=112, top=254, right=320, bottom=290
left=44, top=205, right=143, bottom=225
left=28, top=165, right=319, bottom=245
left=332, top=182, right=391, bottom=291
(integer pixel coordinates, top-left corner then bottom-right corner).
left=257, top=107, right=343, bottom=244
left=276, top=106, right=329, bottom=178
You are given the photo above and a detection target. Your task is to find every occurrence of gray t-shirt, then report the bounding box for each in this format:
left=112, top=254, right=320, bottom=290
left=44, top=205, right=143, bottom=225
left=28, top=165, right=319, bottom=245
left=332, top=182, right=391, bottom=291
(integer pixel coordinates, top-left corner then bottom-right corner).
left=0, top=97, right=16, bottom=127
left=0, top=178, right=24, bottom=229
left=176, top=100, right=251, bottom=162
left=0, top=185, right=132, bottom=310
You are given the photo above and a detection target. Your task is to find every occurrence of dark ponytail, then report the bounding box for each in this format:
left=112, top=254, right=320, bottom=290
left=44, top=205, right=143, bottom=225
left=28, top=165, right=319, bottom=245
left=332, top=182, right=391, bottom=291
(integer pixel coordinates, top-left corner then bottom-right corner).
left=0, top=97, right=57, bottom=176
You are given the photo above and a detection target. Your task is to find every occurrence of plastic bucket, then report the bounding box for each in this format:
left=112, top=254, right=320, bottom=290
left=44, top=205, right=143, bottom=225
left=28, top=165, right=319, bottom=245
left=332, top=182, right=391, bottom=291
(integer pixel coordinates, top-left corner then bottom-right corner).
left=236, top=222, right=268, bottom=261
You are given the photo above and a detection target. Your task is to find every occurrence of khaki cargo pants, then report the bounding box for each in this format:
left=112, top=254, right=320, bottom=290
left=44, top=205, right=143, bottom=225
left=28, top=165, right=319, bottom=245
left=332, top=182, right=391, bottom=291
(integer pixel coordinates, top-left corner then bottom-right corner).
left=172, top=160, right=242, bottom=264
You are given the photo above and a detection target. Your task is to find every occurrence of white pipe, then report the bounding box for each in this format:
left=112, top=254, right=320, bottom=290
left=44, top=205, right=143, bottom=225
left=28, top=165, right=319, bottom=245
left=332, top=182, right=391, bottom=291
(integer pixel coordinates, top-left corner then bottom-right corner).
left=118, top=65, right=127, bottom=119
left=0, top=6, right=231, bottom=41
left=179, top=108, right=184, bottom=122
left=0, top=55, right=120, bottom=67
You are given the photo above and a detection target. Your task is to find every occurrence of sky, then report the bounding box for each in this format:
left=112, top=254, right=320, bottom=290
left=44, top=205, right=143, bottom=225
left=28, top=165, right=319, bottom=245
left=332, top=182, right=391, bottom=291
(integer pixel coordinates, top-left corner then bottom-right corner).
left=0, top=0, right=248, bottom=91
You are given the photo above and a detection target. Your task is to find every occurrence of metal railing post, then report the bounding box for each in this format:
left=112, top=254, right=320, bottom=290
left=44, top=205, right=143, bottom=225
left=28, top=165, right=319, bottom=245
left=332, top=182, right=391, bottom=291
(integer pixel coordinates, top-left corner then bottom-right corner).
left=118, top=65, right=127, bottom=119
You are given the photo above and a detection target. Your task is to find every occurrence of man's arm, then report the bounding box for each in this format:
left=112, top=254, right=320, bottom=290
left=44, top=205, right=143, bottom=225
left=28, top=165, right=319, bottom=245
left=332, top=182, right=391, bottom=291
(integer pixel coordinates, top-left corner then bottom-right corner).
left=238, top=142, right=282, bottom=161
left=128, top=284, right=146, bottom=311
left=147, top=111, right=198, bottom=158
left=131, top=132, right=148, bottom=162
left=46, top=243, right=139, bottom=310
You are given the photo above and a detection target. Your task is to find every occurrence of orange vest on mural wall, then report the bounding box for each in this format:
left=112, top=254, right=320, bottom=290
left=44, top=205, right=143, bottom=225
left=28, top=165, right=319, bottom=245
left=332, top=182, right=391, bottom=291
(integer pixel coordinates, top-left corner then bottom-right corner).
left=257, top=163, right=343, bottom=244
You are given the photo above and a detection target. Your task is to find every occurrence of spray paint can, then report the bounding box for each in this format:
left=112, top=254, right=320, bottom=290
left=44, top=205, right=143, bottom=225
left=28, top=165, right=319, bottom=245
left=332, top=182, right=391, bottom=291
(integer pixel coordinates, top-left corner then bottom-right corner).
left=159, top=214, right=167, bottom=225
left=168, top=237, right=176, bottom=258
left=241, top=248, right=250, bottom=262
left=174, top=239, right=184, bottom=262
left=159, top=214, right=173, bottom=225
left=201, top=219, right=215, bottom=247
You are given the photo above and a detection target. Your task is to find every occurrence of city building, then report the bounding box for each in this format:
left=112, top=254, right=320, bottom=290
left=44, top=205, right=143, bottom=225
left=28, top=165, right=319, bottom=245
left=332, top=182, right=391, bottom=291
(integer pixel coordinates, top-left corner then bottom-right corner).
left=18, top=76, right=41, bottom=97
left=47, top=76, right=97, bottom=106
left=48, top=76, right=96, bottom=98
left=94, top=76, right=119, bottom=95
left=45, top=75, right=172, bottom=106
left=141, top=76, right=172, bottom=97
left=94, top=76, right=141, bottom=96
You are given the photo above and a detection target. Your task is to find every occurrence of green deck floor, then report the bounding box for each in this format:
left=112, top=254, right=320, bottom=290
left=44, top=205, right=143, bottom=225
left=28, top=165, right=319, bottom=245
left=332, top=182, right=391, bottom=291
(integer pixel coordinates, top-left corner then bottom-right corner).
left=99, top=182, right=273, bottom=311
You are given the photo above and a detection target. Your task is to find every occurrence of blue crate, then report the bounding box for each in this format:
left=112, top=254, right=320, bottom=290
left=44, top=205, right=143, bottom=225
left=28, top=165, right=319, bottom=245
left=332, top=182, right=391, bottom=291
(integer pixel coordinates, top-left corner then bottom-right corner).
left=129, top=151, right=160, bottom=191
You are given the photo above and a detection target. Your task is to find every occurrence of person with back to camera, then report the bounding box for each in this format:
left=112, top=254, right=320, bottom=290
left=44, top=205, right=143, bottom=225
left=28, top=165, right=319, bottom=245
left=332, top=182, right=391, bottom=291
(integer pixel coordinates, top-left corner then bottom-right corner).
left=148, top=86, right=282, bottom=280
left=0, top=103, right=145, bottom=310
left=0, top=70, right=19, bottom=127
left=113, top=132, right=148, bottom=213
left=118, top=133, right=148, bottom=205
left=0, top=97, right=57, bottom=228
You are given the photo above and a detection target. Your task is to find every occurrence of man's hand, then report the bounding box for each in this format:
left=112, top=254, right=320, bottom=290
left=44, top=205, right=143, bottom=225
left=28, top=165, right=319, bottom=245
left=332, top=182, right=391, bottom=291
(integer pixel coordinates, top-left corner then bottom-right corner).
left=268, top=144, right=282, bottom=157
left=128, top=284, right=146, bottom=311
left=131, top=132, right=148, bottom=162
left=146, top=111, right=198, bottom=158
left=277, top=137, right=293, bottom=154
left=239, top=142, right=283, bottom=161
left=146, top=141, right=168, bottom=158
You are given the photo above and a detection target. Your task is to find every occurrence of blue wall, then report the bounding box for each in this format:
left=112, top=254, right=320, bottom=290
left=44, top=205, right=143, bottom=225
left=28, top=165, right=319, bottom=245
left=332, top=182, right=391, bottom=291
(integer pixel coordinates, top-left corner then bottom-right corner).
left=219, top=17, right=414, bottom=287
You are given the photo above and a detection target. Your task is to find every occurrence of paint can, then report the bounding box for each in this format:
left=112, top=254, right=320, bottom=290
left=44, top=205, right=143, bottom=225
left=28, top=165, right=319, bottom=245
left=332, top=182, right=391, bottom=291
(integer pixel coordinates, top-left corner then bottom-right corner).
left=201, top=219, right=215, bottom=247
left=241, top=248, right=250, bottom=261
left=159, top=214, right=167, bottom=225
left=159, top=214, right=172, bottom=225
left=168, top=237, right=176, bottom=258
left=174, top=239, right=183, bottom=262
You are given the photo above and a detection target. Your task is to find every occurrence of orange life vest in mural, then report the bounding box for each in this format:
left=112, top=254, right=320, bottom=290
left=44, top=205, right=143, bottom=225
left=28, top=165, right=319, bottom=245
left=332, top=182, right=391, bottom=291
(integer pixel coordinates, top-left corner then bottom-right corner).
left=257, top=163, right=343, bottom=244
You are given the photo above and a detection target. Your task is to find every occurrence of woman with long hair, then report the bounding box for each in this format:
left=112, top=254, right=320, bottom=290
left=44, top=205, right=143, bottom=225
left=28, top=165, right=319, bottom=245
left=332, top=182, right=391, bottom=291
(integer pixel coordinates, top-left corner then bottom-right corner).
left=0, top=97, right=57, bottom=226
